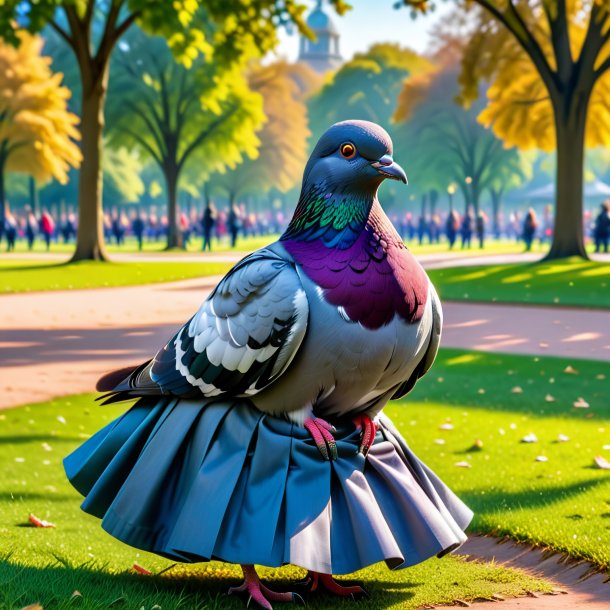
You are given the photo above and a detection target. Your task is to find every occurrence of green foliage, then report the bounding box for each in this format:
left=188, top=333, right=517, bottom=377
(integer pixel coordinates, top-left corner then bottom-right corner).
left=308, top=43, right=430, bottom=145
left=393, top=48, right=523, bottom=213
left=210, top=61, right=313, bottom=200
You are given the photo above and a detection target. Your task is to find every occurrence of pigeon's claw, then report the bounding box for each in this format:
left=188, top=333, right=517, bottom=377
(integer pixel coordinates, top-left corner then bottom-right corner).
left=297, top=571, right=369, bottom=600
left=353, top=414, right=379, bottom=456
left=304, top=417, right=337, bottom=461
left=229, top=564, right=304, bottom=610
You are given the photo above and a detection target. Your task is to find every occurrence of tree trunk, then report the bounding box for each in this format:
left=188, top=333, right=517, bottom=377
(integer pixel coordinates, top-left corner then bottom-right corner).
left=165, top=165, right=184, bottom=249
left=490, top=190, right=501, bottom=237
left=429, top=189, right=438, bottom=215
left=71, top=68, right=110, bottom=262
left=545, top=98, right=589, bottom=260
left=29, top=176, right=40, bottom=215
left=420, top=193, right=427, bottom=217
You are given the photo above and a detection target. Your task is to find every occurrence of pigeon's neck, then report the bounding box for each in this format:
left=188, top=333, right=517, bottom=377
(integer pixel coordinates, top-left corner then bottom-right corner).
left=281, top=183, right=375, bottom=249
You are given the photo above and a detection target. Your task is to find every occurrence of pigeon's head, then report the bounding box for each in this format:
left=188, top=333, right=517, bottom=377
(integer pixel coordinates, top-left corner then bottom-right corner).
left=303, top=120, right=407, bottom=195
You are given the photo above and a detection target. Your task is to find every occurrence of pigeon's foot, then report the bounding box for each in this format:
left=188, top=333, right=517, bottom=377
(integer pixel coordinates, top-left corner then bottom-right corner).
left=304, top=417, right=337, bottom=461
left=297, top=571, right=369, bottom=600
left=353, top=414, right=379, bottom=456
left=228, top=564, right=304, bottom=610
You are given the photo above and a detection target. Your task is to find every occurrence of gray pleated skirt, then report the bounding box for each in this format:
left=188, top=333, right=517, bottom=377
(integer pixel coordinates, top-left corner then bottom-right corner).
left=64, top=397, right=472, bottom=574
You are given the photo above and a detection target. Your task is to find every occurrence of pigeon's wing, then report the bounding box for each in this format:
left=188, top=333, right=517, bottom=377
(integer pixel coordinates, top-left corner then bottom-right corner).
left=391, top=283, right=442, bottom=400
left=111, top=248, right=309, bottom=399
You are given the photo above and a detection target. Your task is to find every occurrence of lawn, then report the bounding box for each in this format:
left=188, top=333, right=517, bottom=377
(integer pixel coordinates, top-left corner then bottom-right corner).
left=4, top=234, right=543, bottom=256
left=1, top=350, right=585, bottom=609
left=0, top=260, right=233, bottom=293
left=429, top=258, right=610, bottom=308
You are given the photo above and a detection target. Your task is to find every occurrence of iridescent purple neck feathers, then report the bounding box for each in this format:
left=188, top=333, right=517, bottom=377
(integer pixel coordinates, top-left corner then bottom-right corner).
left=282, top=200, right=429, bottom=329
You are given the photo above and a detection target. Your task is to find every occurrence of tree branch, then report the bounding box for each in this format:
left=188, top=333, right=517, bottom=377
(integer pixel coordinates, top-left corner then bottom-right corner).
left=49, top=19, right=75, bottom=50
left=476, top=0, right=557, bottom=92
left=177, top=106, right=239, bottom=170
left=121, top=127, right=164, bottom=167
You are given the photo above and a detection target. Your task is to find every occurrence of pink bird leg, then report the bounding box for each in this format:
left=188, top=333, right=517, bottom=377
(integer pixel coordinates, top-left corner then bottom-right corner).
left=228, top=564, right=304, bottom=610
left=352, top=414, right=379, bottom=456
left=304, top=417, right=337, bottom=461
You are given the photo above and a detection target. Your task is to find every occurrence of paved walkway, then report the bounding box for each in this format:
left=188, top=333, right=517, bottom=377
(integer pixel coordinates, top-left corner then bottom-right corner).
left=1, top=273, right=608, bottom=409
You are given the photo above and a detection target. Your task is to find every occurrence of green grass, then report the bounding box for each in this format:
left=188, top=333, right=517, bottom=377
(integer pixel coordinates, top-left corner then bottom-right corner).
left=0, top=369, right=562, bottom=610
left=398, top=349, right=610, bottom=567
left=429, top=258, right=610, bottom=308
left=0, top=260, right=233, bottom=293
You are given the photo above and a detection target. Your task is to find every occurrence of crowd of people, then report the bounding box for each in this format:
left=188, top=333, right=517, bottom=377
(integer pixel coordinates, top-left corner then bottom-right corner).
left=2, top=200, right=610, bottom=253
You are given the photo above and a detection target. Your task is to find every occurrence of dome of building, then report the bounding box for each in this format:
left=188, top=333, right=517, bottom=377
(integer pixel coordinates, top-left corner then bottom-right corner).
left=298, top=0, right=343, bottom=75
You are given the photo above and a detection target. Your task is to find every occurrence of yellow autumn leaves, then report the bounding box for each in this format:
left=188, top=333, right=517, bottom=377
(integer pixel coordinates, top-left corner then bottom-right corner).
left=461, top=3, right=610, bottom=151
left=0, top=30, right=81, bottom=182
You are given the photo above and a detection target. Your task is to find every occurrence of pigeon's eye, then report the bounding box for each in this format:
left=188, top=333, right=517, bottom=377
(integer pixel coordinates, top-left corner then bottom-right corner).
left=340, top=142, right=356, bottom=159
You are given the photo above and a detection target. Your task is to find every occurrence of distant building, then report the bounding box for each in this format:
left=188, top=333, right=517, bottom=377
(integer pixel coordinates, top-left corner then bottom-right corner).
left=298, top=0, right=343, bottom=74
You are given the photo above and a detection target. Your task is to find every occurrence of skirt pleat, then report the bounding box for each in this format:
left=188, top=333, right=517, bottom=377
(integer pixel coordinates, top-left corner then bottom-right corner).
left=64, top=397, right=473, bottom=574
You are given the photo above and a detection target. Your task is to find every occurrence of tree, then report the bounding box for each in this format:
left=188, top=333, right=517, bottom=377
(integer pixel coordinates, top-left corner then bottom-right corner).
left=108, top=28, right=264, bottom=249
left=0, top=0, right=348, bottom=261
left=393, top=45, right=521, bottom=217
left=0, top=29, right=81, bottom=226
left=308, top=43, right=430, bottom=142
left=210, top=61, right=312, bottom=205
left=399, top=0, right=610, bottom=259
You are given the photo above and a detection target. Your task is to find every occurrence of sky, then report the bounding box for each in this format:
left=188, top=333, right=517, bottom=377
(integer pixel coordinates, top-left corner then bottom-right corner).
left=272, top=0, right=455, bottom=61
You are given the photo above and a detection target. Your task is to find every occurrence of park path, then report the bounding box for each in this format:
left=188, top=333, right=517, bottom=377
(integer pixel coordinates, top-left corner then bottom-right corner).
left=0, top=270, right=609, bottom=409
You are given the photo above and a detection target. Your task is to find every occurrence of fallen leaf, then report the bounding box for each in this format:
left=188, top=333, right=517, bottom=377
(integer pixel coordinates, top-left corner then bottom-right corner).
left=521, top=433, right=538, bottom=443
left=557, top=434, right=570, bottom=442
left=511, top=386, right=523, bottom=394
left=467, top=439, right=484, bottom=452
left=434, top=439, right=446, bottom=445
left=20, top=605, right=43, bottom=610
left=563, top=365, right=578, bottom=374
left=477, top=388, right=486, bottom=395
left=28, top=514, right=55, bottom=528
left=603, top=445, right=610, bottom=451
left=56, top=415, right=66, bottom=424
left=573, top=397, right=590, bottom=408
left=596, top=374, right=606, bottom=380
left=70, top=591, right=82, bottom=600
left=535, top=456, right=548, bottom=462
left=545, top=394, right=556, bottom=402
left=439, top=423, right=454, bottom=430
left=454, top=461, right=472, bottom=468
left=132, top=563, right=152, bottom=576
left=41, top=443, right=52, bottom=452
left=594, top=456, right=610, bottom=470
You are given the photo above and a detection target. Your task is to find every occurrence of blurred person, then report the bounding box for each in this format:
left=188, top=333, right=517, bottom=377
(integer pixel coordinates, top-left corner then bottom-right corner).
left=132, top=210, right=146, bottom=251
left=180, top=210, right=191, bottom=247
left=417, top=214, right=427, bottom=245
left=202, top=200, right=217, bottom=252
left=523, top=208, right=538, bottom=251
left=460, top=208, right=474, bottom=249
left=476, top=211, right=486, bottom=249
left=4, top=209, right=17, bottom=251
left=445, top=209, right=459, bottom=249
left=594, top=200, right=610, bottom=253
left=61, top=212, right=76, bottom=243
left=40, top=209, right=55, bottom=250
left=227, top=203, right=241, bottom=248
left=24, top=205, right=37, bottom=250
left=111, top=210, right=125, bottom=245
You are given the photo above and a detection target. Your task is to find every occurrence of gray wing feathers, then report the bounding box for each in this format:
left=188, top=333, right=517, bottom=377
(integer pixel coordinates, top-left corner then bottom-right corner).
left=177, top=250, right=309, bottom=397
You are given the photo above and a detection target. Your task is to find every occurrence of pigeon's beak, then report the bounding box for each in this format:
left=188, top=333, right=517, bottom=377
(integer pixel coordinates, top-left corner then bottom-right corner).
left=371, top=154, right=408, bottom=184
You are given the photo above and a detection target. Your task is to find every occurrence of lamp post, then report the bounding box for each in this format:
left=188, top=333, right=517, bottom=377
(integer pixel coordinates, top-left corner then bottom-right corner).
left=464, top=176, right=473, bottom=213
left=447, top=183, right=456, bottom=212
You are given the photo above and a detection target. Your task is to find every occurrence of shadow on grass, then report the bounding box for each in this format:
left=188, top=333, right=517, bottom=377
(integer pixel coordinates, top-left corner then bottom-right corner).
left=0, top=560, right=417, bottom=610
left=461, top=477, right=609, bottom=514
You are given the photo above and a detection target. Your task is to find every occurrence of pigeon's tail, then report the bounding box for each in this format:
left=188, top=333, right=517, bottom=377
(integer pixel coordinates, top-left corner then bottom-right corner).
left=96, top=365, right=140, bottom=391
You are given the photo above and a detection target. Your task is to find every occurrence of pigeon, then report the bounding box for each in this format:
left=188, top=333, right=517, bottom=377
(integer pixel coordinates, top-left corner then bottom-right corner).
left=65, top=120, right=472, bottom=610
